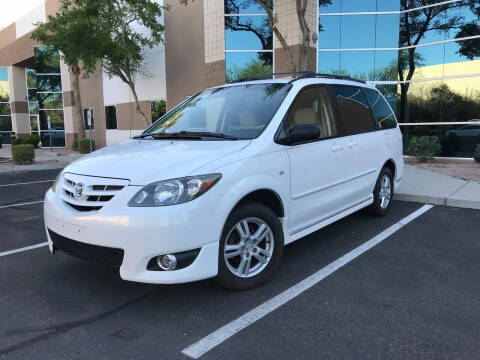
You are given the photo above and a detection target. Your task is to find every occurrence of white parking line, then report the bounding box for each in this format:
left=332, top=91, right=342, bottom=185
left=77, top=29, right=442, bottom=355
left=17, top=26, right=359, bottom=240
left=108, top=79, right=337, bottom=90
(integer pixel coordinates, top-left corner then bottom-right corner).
left=0, top=179, right=54, bottom=187
left=0, top=200, right=44, bottom=209
left=0, top=242, right=49, bottom=257
left=182, top=204, right=434, bottom=359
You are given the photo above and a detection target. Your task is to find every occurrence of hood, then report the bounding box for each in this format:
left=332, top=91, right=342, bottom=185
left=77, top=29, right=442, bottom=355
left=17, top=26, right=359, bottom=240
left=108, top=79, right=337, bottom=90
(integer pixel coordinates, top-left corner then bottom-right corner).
left=64, top=139, right=251, bottom=185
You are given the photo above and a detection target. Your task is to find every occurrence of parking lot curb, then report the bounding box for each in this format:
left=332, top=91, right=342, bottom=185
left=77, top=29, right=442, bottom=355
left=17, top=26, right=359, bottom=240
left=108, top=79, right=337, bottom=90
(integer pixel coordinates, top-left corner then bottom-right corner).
left=395, top=165, right=480, bottom=210
left=0, top=162, right=68, bottom=174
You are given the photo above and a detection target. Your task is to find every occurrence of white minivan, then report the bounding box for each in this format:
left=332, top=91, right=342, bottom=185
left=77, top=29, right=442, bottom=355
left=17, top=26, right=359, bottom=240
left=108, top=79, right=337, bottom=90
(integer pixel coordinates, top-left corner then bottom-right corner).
left=44, top=74, right=403, bottom=290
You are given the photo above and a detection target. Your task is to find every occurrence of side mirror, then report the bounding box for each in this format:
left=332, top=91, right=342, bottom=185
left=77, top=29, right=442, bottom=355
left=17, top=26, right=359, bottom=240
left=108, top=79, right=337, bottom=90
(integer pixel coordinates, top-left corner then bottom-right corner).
left=288, top=124, right=320, bottom=144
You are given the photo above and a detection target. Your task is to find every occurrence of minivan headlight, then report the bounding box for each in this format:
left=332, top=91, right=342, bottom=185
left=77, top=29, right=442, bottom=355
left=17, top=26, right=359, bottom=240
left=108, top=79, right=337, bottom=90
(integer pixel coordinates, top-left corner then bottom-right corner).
left=128, top=174, right=221, bottom=207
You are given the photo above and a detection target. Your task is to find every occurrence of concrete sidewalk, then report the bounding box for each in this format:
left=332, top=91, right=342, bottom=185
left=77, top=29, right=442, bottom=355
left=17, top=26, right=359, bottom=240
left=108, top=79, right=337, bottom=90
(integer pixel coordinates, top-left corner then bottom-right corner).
left=0, top=145, right=82, bottom=173
left=395, top=164, right=480, bottom=210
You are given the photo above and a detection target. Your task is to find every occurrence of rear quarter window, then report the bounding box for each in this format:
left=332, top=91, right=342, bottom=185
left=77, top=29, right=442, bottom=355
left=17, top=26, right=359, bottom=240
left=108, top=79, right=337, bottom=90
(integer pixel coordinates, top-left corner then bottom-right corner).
left=363, top=88, right=397, bottom=130
left=331, top=85, right=376, bottom=135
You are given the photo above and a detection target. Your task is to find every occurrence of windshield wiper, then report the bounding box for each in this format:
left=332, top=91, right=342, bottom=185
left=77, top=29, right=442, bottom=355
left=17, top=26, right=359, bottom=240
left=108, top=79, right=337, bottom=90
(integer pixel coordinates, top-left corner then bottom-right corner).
left=184, top=131, right=238, bottom=140
left=134, top=131, right=238, bottom=140
left=132, top=133, right=154, bottom=139
left=151, top=132, right=202, bottom=140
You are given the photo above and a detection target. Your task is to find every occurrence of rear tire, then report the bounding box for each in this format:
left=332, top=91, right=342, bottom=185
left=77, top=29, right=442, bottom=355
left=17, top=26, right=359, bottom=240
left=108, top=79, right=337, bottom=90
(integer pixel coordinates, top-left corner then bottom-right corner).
left=216, top=201, right=284, bottom=290
left=369, top=167, right=394, bottom=217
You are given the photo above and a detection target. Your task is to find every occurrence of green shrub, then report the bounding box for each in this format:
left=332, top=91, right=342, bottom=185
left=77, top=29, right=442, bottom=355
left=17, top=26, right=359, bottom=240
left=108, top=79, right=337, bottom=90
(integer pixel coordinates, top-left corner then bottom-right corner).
left=12, top=138, right=23, bottom=145
left=407, top=136, right=442, bottom=162
left=11, top=144, right=35, bottom=165
left=78, top=138, right=95, bottom=154
left=72, top=138, right=79, bottom=151
left=21, top=134, right=41, bottom=148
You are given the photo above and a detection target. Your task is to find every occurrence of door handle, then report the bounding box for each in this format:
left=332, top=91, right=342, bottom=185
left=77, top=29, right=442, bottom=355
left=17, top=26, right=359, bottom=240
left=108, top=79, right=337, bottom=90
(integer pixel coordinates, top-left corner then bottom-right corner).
left=347, top=141, right=357, bottom=149
left=331, top=144, right=344, bottom=153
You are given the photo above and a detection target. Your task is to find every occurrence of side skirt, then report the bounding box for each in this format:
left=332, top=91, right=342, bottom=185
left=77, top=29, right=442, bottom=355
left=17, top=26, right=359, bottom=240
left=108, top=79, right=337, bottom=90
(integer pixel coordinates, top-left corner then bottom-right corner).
left=284, top=196, right=374, bottom=244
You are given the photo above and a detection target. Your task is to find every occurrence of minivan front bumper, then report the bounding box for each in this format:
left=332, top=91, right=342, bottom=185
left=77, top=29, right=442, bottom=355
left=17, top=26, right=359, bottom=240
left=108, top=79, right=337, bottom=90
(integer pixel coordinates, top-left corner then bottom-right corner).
left=43, top=186, right=223, bottom=284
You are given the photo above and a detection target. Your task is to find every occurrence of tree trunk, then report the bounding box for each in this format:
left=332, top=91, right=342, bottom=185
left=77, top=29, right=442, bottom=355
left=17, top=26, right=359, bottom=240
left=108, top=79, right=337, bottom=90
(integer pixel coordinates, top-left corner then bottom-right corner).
left=273, top=26, right=296, bottom=73
left=70, top=67, right=86, bottom=140
left=296, top=0, right=312, bottom=72
left=399, top=83, right=410, bottom=123
left=127, top=81, right=149, bottom=128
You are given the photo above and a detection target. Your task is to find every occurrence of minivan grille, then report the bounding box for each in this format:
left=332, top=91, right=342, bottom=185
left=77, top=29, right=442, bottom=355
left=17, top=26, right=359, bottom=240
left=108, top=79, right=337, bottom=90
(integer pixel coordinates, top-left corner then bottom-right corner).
left=61, top=173, right=129, bottom=212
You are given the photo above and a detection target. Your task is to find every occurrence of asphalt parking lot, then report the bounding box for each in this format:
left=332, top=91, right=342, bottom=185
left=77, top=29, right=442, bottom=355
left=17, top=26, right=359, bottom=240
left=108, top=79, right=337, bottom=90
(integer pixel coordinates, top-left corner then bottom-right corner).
left=1, top=169, right=479, bottom=360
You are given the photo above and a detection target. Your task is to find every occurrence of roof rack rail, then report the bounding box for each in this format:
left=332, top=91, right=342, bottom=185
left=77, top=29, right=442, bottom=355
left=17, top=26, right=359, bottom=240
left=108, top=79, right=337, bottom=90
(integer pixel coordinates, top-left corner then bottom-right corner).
left=231, top=71, right=366, bottom=84
left=291, top=72, right=366, bottom=84
left=232, top=71, right=313, bottom=83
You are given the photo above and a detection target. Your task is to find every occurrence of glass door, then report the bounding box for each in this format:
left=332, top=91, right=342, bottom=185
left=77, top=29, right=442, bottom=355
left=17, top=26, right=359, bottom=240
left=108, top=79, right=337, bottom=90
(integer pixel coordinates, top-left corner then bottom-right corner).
left=30, top=115, right=40, bottom=145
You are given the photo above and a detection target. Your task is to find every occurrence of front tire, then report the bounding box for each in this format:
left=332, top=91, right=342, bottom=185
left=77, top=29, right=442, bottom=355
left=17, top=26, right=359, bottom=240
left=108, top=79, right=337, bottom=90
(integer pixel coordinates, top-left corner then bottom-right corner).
left=369, top=167, right=394, bottom=216
left=216, top=201, right=284, bottom=290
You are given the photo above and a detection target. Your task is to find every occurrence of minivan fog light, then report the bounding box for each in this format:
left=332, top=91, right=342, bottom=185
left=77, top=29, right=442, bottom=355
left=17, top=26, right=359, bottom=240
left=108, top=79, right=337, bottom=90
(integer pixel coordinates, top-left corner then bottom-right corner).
left=157, top=254, right=177, bottom=271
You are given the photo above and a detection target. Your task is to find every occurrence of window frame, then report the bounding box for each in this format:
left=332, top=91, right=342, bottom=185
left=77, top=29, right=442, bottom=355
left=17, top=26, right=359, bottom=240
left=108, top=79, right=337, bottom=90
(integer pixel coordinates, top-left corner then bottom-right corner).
left=329, top=84, right=378, bottom=136
left=224, top=1, right=274, bottom=83
left=274, top=84, right=345, bottom=146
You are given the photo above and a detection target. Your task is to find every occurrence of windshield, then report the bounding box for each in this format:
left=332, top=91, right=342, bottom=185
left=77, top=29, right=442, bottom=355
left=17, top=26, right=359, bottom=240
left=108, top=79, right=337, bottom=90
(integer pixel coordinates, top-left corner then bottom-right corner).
left=143, top=83, right=291, bottom=140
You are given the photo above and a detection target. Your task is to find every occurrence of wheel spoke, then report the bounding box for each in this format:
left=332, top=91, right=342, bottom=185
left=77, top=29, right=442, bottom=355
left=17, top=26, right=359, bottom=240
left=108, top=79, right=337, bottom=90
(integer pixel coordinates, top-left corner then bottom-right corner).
left=236, top=220, right=250, bottom=240
left=225, top=249, right=243, bottom=259
left=254, top=253, right=267, bottom=264
left=225, top=243, right=243, bottom=252
left=257, top=248, right=270, bottom=257
left=252, top=224, right=268, bottom=244
left=236, top=256, right=246, bottom=275
left=242, top=257, right=251, bottom=276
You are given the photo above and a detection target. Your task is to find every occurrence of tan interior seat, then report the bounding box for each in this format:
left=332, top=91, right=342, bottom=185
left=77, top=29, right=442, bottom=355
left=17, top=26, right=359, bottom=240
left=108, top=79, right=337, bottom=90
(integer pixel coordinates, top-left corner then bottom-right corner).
left=294, top=108, right=317, bottom=125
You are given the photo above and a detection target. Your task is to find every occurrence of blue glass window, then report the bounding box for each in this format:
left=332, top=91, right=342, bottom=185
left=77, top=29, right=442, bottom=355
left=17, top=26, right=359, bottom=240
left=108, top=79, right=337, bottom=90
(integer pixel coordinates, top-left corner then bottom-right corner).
left=0, top=67, right=7, bottom=81
left=415, top=43, right=446, bottom=68
left=342, top=0, right=376, bottom=13
left=40, top=130, right=65, bottom=147
left=0, top=67, right=9, bottom=102
left=340, top=51, right=374, bottom=80
left=36, top=74, right=62, bottom=92
left=318, top=16, right=341, bottom=49
left=34, top=46, right=61, bottom=73
left=39, top=110, right=64, bottom=131
left=0, top=116, right=12, bottom=131
left=37, top=93, right=63, bottom=110
left=377, top=0, right=400, bottom=12
left=341, top=15, right=376, bottom=48
left=0, top=103, right=11, bottom=116
left=376, top=14, right=400, bottom=48
left=224, top=0, right=268, bottom=15
left=374, top=51, right=398, bottom=81
left=225, top=16, right=272, bottom=50
left=225, top=52, right=273, bottom=83
left=318, top=51, right=341, bottom=74
left=319, top=0, right=340, bottom=14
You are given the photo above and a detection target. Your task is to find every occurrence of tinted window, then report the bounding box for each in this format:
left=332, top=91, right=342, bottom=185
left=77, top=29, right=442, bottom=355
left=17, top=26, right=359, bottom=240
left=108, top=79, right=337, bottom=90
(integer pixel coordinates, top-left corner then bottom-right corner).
left=332, top=85, right=375, bottom=135
left=364, top=88, right=397, bottom=129
left=287, top=86, right=337, bottom=140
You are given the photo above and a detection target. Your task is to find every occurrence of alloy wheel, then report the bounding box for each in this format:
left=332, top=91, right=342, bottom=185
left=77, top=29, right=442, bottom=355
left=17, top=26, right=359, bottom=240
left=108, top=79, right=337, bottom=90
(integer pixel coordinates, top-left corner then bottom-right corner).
left=379, top=174, right=392, bottom=209
left=224, top=217, right=274, bottom=278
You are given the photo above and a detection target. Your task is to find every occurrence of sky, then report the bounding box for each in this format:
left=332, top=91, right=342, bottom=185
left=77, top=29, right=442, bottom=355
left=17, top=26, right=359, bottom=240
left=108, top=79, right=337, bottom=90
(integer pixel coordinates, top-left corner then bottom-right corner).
left=0, top=0, right=45, bottom=29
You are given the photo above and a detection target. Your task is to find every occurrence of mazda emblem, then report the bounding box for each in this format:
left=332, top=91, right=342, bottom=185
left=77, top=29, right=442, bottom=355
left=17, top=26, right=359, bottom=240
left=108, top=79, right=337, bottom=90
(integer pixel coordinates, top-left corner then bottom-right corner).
left=74, top=183, right=84, bottom=198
